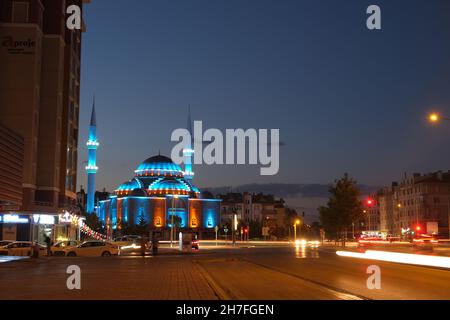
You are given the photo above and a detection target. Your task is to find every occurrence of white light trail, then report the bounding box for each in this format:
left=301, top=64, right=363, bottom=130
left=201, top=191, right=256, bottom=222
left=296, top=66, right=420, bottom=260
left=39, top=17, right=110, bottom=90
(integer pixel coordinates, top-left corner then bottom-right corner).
left=336, top=250, right=450, bottom=269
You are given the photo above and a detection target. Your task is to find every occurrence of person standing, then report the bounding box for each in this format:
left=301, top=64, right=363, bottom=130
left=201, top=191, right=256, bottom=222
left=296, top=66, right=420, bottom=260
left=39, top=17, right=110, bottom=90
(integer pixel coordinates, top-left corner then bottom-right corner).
left=140, top=237, right=147, bottom=257
left=151, top=234, right=158, bottom=256
left=44, top=235, right=52, bottom=256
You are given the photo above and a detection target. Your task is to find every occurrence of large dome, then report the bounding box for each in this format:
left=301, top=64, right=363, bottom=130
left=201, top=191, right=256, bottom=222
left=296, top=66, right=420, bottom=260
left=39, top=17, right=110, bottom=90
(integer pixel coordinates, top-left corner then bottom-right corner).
left=135, top=155, right=183, bottom=177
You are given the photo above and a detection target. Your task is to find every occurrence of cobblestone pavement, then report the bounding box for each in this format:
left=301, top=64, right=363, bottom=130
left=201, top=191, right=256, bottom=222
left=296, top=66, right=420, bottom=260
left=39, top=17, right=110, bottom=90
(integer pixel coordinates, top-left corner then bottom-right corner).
left=0, top=255, right=218, bottom=300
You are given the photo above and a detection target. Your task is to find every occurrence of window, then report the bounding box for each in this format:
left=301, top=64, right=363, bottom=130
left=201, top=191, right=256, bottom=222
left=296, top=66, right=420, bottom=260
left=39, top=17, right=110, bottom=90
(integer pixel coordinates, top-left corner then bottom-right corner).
left=12, top=2, right=29, bottom=23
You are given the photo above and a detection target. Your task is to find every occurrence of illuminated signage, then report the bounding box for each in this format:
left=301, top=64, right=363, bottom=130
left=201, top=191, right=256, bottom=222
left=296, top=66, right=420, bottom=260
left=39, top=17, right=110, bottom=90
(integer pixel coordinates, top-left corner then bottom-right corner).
left=0, top=215, right=29, bottom=224
left=59, top=211, right=72, bottom=223
left=33, top=215, right=55, bottom=225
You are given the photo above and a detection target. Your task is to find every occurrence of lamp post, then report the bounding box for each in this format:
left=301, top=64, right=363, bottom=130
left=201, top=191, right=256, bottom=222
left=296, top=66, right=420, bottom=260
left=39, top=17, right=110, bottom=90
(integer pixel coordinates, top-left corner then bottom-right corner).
left=170, top=195, right=179, bottom=248
left=294, top=219, right=300, bottom=242
left=232, top=213, right=238, bottom=246
left=427, top=112, right=450, bottom=237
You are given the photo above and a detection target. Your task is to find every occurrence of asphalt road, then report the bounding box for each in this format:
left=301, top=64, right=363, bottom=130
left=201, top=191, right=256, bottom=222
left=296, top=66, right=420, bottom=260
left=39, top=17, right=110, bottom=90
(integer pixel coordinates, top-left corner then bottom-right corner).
left=1, top=245, right=450, bottom=300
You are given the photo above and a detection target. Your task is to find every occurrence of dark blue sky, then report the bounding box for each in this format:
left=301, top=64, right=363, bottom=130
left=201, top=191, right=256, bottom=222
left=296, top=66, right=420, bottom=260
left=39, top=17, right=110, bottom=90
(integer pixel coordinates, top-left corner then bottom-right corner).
left=77, top=0, right=450, bottom=192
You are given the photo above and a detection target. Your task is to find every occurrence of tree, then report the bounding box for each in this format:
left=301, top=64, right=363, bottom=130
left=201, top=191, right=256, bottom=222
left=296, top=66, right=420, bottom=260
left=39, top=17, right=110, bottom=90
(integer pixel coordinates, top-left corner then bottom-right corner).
left=281, top=207, right=300, bottom=238
left=318, top=173, right=363, bottom=246
left=84, top=212, right=103, bottom=233
left=136, top=213, right=149, bottom=236
left=248, top=219, right=262, bottom=239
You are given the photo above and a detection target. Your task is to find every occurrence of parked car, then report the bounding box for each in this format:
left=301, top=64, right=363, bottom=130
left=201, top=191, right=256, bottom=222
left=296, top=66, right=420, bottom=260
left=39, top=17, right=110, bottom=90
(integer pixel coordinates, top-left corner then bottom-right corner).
left=0, top=242, right=46, bottom=256
left=64, top=240, right=120, bottom=257
left=0, top=240, right=14, bottom=248
left=50, top=240, right=80, bottom=256
left=113, top=235, right=141, bottom=248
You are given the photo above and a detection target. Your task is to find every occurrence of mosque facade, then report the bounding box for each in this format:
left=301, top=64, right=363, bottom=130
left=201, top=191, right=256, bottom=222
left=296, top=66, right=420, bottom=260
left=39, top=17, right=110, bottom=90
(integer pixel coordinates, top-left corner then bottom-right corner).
left=96, top=110, right=221, bottom=237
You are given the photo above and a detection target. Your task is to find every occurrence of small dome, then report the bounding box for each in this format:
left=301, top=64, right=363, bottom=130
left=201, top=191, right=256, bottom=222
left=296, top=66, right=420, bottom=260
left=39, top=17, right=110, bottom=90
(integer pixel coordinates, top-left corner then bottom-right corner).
left=114, top=178, right=144, bottom=196
left=186, top=181, right=201, bottom=195
left=135, top=154, right=183, bottom=177
left=148, top=178, right=191, bottom=195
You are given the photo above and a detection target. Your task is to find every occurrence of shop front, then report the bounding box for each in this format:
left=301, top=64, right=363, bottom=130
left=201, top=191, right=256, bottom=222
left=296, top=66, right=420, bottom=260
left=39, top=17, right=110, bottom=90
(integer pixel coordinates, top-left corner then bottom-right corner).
left=0, top=212, right=82, bottom=244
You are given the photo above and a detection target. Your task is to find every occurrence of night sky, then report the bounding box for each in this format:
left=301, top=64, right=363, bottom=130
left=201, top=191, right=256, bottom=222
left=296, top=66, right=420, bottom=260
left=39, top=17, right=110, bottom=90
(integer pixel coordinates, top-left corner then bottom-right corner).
left=77, top=0, right=450, bottom=193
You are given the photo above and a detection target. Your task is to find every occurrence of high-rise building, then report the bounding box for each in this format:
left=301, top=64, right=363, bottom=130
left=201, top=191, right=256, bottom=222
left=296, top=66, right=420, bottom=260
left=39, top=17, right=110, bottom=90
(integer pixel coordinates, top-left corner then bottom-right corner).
left=0, top=124, right=24, bottom=210
left=0, top=0, right=90, bottom=212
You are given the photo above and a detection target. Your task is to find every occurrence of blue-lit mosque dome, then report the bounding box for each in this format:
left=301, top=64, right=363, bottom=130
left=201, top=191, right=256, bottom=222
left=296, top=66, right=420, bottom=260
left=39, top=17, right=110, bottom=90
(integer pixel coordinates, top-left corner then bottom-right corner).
left=115, top=178, right=144, bottom=196
left=114, top=155, right=201, bottom=197
left=135, top=155, right=183, bottom=177
left=148, top=178, right=191, bottom=196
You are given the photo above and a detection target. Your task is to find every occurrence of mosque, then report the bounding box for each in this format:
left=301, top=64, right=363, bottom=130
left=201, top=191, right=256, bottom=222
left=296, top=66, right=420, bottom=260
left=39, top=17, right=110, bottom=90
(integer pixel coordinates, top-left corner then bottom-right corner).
left=94, top=107, right=221, bottom=238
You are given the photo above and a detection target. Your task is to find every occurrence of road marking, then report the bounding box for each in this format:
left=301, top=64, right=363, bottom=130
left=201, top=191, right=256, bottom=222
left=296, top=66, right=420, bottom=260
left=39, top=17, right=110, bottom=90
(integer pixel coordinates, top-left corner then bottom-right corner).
left=194, top=261, right=234, bottom=300
left=242, top=259, right=368, bottom=300
left=198, top=256, right=368, bottom=300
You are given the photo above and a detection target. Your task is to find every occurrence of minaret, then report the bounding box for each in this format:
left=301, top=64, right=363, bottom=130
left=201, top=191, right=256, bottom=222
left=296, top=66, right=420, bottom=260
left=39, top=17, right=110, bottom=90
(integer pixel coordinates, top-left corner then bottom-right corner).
left=86, top=98, right=99, bottom=214
left=183, top=105, right=194, bottom=181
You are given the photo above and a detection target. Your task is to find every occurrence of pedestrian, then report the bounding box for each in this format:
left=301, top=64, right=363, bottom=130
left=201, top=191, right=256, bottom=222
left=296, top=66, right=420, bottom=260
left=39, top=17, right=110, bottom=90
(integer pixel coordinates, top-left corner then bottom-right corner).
left=44, top=235, right=51, bottom=256
left=151, top=235, right=158, bottom=256
left=140, top=236, right=147, bottom=257
left=32, top=242, right=40, bottom=258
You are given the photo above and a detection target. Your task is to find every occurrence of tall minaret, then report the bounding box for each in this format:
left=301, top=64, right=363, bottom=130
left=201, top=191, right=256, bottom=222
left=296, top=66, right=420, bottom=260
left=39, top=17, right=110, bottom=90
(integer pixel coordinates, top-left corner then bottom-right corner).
left=183, top=105, right=194, bottom=181
left=86, top=98, right=99, bottom=214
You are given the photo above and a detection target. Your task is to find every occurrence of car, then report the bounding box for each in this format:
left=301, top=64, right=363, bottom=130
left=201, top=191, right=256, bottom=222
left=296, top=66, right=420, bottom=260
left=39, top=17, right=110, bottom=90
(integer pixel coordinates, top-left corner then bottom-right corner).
left=0, top=242, right=46, bottom=256
left=0, top=240, right=13, bottom=248
left=64, top=240, right=120, bottom=257
left=413, top=234, right=439, bottom=245
left=113, top=235, right=141, bottom=248
left=50, top=240, right=80, bottom=256
left=191, top=239, right=199, bottom=250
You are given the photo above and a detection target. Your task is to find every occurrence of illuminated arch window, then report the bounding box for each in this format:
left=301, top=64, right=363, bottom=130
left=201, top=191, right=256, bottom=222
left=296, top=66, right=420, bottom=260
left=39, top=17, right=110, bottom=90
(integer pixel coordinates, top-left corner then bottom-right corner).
left=155, top=216, right=162, bottom=227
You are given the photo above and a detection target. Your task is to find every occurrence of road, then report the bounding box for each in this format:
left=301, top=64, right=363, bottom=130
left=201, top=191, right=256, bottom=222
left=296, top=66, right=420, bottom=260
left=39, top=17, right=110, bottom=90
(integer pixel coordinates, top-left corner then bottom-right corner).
left=1, top=244, right=450, bottom=300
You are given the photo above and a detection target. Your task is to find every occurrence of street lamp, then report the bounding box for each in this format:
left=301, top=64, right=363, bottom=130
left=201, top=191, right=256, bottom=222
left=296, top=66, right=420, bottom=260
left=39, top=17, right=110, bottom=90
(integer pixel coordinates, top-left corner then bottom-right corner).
left=426, top=112, right=450, bottom=237
left=294, top=219, right=301, bottom=242
left=427, top=112, right=450, bottom=124
left=170, top=195, right=179, bottom=248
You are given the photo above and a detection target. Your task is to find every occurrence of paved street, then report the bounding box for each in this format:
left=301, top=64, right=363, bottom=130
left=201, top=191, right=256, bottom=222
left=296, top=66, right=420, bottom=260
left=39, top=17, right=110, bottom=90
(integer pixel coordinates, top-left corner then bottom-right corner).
left=1, top=244, right=450, bottom=300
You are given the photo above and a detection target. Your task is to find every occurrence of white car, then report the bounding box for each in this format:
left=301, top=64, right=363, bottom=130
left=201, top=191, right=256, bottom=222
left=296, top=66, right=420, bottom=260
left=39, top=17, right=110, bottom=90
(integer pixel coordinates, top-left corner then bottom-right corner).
left=0, top=242, right=46, bottom=256
left=64, top=240, right=120, bottom=257
left=51, top=240, right=80, bottom=256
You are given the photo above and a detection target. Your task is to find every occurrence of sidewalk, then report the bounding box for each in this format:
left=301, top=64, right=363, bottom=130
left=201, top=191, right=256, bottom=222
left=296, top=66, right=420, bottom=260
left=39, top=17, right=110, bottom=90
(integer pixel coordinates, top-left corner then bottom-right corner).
left=0, top=256, right=218, bottom=300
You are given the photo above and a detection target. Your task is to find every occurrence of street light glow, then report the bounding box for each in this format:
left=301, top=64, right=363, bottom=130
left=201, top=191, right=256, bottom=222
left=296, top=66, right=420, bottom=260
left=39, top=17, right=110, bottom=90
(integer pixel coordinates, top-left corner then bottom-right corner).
left=428, top=113, right=440, bottom=123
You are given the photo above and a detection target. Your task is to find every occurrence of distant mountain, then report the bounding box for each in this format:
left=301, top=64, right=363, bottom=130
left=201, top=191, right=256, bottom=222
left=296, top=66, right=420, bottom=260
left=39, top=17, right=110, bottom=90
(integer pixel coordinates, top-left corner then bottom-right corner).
left=204, top=183, right=380, bottom=199
left=204, top=183, right=381, bottom=223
